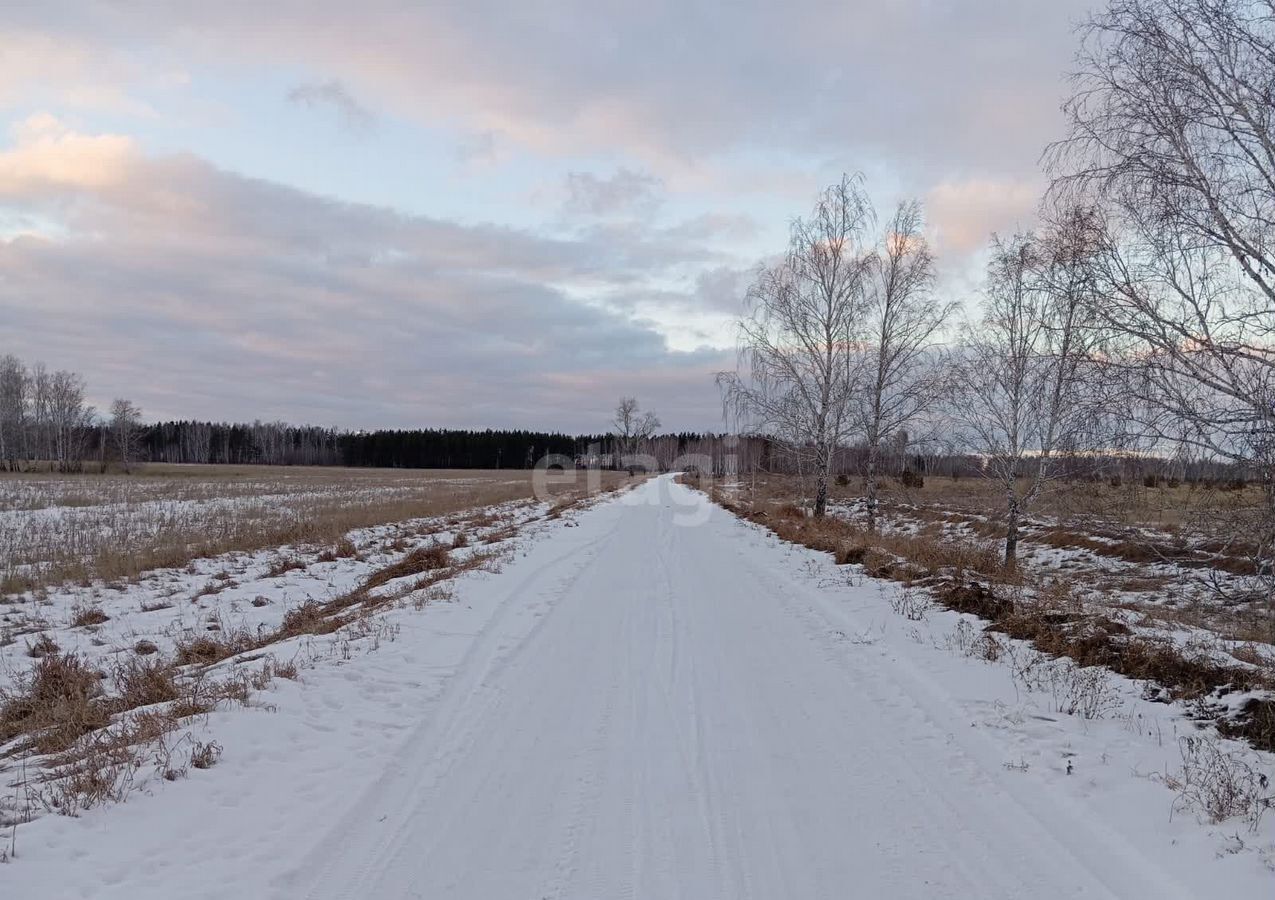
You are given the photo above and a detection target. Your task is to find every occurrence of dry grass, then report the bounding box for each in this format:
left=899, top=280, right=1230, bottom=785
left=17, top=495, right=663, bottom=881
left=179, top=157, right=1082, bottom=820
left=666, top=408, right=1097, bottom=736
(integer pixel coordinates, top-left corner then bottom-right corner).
left=363, top=543, right=450, bottom=590
left=735, top=492, right=1004, bottom=584
left=316, top=537, right=359, bottom=563
left=70, top=606, right=110, bottom=628
left=1160, top=735, right=1274, bottom=829
left=0, top=653, right=109, bottom=756
left=1, top=650, right=231, bottom=761
left=0, top=551, right=481, bottom=809
left=6, top=510, right=519, bottom=758
left=1033, top=527, right=1256, bottom=576
left=25, top=634, right=59, bottom=658
left=113, top=657, right=181, bottom=708
left=0, top=644, right=307, bottom=814
left=189, top=740, right=221, bottom=770
left=270, top=545, right=500, bottom=642
left=729, top=473, right=1274, bottom=636
left=742, top=471, right=1269, bottom=532
left=1, top=465, right=628, bottom=596
left=264, top=556, right=307, bottom=578
left=173, top=630, right=255, bottom=667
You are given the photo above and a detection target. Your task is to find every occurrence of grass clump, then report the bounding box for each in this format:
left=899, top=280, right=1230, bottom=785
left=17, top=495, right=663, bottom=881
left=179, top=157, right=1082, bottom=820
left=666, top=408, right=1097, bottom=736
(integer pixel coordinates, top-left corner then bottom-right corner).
left=363, top=543, right=450, bottom=590
left=316, top=537, right=359, bottom=563
left=26, top=633, right=60, bottom=658
left=71, top=606, right=110, bottom=627
left=0, top=653, right=108, bottom=755
left=173, top=630, right=253, bottom=667
left=113, top=657, right=180, bottom=709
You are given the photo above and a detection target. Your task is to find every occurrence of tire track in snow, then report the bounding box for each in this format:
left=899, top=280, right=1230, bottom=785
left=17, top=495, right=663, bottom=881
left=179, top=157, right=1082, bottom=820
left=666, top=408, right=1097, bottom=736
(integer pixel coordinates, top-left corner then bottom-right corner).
left=285, top=500, right=628, bottom=900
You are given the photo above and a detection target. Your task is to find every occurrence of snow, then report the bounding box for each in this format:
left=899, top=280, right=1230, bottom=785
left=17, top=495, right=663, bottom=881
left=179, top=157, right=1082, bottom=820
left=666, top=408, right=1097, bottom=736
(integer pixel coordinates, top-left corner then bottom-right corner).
left=825, top=496, right=1274, bottom=677
left=0, top=498, right=546, bottom=696
left=4, top=476, right=1273, bottom=897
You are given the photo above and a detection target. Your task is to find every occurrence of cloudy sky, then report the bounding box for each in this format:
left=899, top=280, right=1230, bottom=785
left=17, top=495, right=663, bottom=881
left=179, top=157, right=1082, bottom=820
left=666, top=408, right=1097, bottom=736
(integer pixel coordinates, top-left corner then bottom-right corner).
left=0, top=0, right=1094, bottom=432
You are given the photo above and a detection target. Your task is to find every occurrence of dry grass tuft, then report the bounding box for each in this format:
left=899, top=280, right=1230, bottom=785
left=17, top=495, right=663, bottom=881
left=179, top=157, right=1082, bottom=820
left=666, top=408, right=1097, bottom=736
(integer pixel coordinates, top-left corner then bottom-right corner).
left=1161, top=735, right=1273, bottom=829
left=70, top=606, right=110, bottom=628
left=363, top=543, right=450, bottom=591
left=173, top=630, right=254, bottom=667
left=271, top=657, right=299, bottom=680
left=0, top=653, right=108, bottom=756
left=265, top=556, right=306, bottom=578
left=189, top=740, right=221, bottom=770
left=112, top=657, right=179, bottom=709
left=26, top=634, right=59, bottom=658
left=277, top=601, right=341, bottom=637
left=316, top=537, right=359, bottom=563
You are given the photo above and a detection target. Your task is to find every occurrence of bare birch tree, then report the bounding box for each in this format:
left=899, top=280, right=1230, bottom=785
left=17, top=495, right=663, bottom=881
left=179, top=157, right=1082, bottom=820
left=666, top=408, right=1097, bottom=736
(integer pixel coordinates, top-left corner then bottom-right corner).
left=29, top=362, right=51, bottom=464
left=857, top=200, right=953, bottom=530
left=48, top=370, right=94, bottom=472
left=949, top=225, right=1101, bottom=569
left=612, top=397, right=661, bottom=470
left=720, top=175, right=875, bottom=517
left=1047, top=0, right=1275, bottom=620
left=110, top=398, right=143, bottom=474
left=0, top=355, right=26, bottom=471
left=1048, top=0, right=1275, bottom=465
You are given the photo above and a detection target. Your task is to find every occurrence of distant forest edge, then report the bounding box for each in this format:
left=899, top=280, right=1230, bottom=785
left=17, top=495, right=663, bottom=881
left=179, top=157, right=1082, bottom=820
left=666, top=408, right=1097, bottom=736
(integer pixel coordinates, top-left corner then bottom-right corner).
left=0, top=354, right=733, bottom=472
left=3, top=414, right=1251, bottom=486
left=13, top=410, right=745, bottom=472
left=142, top=421, right=706, bottom=470
left=0, top=354, right=1248, bottom=481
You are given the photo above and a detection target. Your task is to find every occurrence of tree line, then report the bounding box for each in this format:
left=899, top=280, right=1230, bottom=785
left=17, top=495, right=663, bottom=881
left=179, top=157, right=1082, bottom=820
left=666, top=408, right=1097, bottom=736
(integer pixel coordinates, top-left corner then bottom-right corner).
left=0, top=344, right=1241, bottom=486
left=0, top=361, right=748, bottom=473
left=0, top=356, right=98, bottom=473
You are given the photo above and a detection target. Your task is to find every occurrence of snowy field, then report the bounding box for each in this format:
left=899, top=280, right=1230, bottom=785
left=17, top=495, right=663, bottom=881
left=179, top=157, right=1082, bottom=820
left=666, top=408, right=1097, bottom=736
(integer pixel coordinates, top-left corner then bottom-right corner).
left=0, top=465, right=562, bottom=598
left=831, top=495, right=1275, bottom=692
left=729, top=475, right=1275, bottom=685
left=2, top=476, right=1272, bottom=897
left=0, top=466, right=628, bottom=832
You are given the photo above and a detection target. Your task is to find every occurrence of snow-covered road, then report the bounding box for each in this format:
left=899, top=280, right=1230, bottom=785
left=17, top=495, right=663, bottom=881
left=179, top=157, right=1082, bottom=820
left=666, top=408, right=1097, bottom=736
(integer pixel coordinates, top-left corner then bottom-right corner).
left=9, top=476, right=1271, bottom=897
left=286, top=477, right=1213, bottom=899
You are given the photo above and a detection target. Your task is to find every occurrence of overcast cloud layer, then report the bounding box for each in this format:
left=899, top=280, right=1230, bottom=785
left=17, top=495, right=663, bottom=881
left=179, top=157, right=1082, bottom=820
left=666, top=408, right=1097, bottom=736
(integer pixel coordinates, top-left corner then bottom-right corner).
left=0, top=0, right=1093, bottom=431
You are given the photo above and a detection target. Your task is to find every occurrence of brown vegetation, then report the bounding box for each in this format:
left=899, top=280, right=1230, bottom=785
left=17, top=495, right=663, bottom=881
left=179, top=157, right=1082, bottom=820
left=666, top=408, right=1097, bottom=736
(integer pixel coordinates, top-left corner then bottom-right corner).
left=1, top=465, right=629, bottom=597
left=70, top=606, right=110, bottom=628
left=363, top=543, right=450, bottom=591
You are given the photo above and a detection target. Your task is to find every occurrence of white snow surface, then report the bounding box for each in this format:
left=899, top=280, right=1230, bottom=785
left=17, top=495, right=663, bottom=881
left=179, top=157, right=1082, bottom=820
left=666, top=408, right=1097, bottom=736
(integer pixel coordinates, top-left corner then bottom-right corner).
left=6, top=476, right=1273, bottom=897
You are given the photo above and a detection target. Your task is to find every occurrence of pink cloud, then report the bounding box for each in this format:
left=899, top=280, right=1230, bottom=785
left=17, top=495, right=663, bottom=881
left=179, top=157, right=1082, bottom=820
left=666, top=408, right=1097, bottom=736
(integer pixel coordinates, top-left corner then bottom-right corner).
left=0, top=114, right=137, bottom=195
left=925, top=177, right=1041, bottom=257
